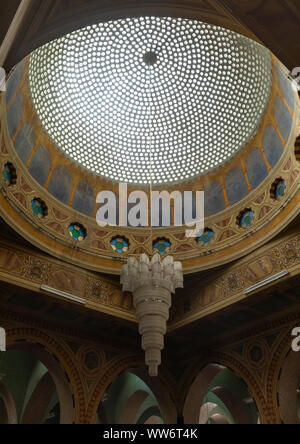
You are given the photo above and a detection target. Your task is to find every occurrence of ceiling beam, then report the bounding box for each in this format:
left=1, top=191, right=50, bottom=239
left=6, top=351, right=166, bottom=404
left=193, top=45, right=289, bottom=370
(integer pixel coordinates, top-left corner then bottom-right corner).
left=207, top=0, right=294, bottom=69
left=205, top=0, right=261, bottom=43
left=0, top=0, right=35, bottom=67
left=282, top=0, right=300, bottom=22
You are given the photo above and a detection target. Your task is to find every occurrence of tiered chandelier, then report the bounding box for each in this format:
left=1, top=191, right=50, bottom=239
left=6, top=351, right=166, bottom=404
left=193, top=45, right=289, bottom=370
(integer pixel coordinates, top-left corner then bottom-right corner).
left=121, top=254, right=183, bottom=376
left=118, top=36, right=184, bottom=377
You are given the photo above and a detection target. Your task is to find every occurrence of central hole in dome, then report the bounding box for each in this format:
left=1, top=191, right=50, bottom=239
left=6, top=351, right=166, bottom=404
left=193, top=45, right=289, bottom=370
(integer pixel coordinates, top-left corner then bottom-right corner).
left=143, top=51, right=158, bottom=66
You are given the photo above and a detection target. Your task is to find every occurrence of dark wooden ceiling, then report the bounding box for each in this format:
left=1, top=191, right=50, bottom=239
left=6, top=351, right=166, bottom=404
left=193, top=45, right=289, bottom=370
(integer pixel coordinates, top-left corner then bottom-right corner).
left=1, top=0, right=300, bottom=71
left=0, top=0, right=21, bottom=45
left=1, top=270, right=300, bottom=370
left=1, top=0, right=300, bottom=373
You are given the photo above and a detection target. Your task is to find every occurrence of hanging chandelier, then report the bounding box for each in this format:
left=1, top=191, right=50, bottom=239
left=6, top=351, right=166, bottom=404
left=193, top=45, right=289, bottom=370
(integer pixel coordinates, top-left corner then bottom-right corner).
left=119, top=47, right=184, bottom=377
left=121, top=254, right=183, bottom=376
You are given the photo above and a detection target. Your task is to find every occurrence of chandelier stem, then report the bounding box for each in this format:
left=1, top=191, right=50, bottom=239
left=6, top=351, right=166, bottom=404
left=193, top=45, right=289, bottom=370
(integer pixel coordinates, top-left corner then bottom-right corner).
left=148, top=66, right=154, bottom=243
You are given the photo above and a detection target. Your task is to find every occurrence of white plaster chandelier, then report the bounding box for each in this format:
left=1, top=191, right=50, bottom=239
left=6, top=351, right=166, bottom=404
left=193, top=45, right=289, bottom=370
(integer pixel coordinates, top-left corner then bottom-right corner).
left=121, top=254, right=183, bottom=376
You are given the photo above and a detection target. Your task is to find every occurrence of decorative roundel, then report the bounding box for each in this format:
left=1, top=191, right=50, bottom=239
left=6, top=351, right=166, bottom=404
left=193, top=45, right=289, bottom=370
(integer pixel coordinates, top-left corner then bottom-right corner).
left=31, top=198, right=48, bottom=219
left=249, top=344, right=264, bottom=365
left=68, top=223, right=87, bottom=241
left=271, top=178, right=286, bottom=201
left=29, top=16, right=272, bottom=185
left=84, top=351, right=100, bottom=371
left=110, top=236, right=129, bottom=253
left=238, top=209, right=254, bottom=228
left=3, top=162, right=17, bottom=186
left=197, top=229, right=215, bottom=246
left=153, top=238, right=171, bottom=254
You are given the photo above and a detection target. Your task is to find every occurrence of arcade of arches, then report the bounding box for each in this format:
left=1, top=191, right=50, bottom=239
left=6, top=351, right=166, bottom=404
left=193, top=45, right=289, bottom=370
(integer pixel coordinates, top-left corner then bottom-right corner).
left=1, top=0, right=300, bottom=425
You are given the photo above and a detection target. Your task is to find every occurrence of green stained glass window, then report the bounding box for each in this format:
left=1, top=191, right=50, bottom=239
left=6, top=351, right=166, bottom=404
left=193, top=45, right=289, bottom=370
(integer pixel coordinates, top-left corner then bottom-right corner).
left=110, top=236, right=129, bottom=253
left=68, top=223, right=86, bottom=241
left=153, top=238, right=171, bottom=255
left=3, top=163, right=16, bottom=186
left=238, top=209, right=254, bottom=228
left=197, top=229, right=215, bottom=246
left=273, top=179, right=286, bottom=200
left=31, top=198, right=47, bottom=219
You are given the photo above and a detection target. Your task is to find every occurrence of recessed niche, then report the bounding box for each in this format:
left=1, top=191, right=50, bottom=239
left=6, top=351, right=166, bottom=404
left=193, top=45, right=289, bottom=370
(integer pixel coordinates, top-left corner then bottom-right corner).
left=270, top=178, right=286, bottom=201
left=196, top=229, right=215, bottom=246
left=31, top=198, right=48, bottom=219
left=3, top=162, right=17, bottom=186
left=153, top=238, right=171, bottom=255
left=110, top=236, right=129, bottom=253
left=68, top=223, right=87, bottom=241
left=237, top=209, right=254, bottom=229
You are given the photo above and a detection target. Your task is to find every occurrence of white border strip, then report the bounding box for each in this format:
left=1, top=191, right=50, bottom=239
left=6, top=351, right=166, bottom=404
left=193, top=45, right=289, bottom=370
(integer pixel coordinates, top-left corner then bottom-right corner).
left=243, top=270, right=289, bottom=295
left=41, top=285, right=86, bottom=305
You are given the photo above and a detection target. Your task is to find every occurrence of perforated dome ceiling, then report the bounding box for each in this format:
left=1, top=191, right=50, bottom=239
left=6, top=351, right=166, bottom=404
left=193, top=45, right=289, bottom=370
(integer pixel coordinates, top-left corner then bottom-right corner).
left=29, top=16, right=272, bottom=185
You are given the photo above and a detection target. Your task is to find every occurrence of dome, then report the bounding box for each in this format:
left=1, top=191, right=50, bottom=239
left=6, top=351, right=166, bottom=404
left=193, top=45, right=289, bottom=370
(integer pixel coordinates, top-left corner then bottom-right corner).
left=28, top=16, right=272, bottom=185
left=1, top=15, right=299, bottom=274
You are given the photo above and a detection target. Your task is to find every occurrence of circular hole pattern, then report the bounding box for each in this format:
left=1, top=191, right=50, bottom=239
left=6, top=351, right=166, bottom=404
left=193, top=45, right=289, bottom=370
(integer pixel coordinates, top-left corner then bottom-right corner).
left=29, top=17, right=272, bottom=185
